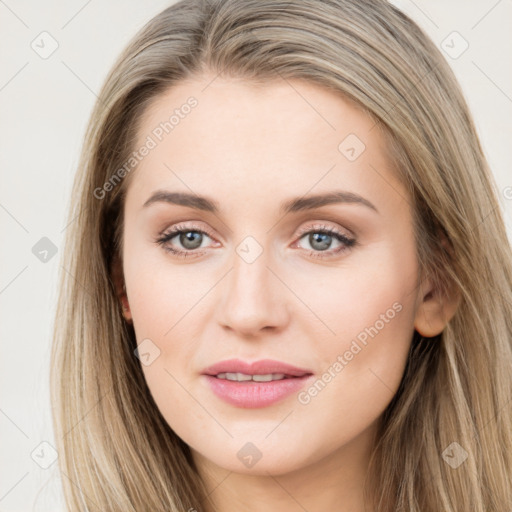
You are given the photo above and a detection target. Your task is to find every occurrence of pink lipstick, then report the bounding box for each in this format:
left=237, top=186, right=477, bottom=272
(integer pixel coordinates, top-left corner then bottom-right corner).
left=201, top=358, right=314, bottom=408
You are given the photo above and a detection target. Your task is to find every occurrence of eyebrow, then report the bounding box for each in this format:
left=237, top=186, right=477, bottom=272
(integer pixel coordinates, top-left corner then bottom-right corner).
left=143, top=190, right=378, bottom=214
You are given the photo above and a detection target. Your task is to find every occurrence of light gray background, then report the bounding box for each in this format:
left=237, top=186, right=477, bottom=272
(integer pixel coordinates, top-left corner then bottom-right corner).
left=1, top=1, right=511, bottom=510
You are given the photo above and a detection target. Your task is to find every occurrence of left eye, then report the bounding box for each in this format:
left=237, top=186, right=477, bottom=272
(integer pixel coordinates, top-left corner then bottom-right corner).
left=296, top=229, right=354, bottom=253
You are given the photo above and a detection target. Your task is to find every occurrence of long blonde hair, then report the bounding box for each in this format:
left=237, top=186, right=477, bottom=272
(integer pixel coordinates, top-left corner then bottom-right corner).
left=51, top=0, right=512, bottom=510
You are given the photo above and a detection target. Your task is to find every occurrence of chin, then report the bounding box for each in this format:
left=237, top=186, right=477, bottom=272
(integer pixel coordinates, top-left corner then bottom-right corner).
left=192, top=440, right=316, bottom=477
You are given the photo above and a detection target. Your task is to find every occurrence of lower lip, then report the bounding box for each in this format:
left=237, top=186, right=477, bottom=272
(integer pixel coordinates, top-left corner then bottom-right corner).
left=202, top=375, right=313, bottom=408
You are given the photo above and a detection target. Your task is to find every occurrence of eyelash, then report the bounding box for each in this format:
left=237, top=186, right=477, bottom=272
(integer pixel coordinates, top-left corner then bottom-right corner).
left=154, top=222, right=356, bottom=260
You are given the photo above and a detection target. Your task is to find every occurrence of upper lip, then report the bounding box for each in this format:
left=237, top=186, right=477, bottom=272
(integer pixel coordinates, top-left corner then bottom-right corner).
left=202, top=358, right=313, bottom=377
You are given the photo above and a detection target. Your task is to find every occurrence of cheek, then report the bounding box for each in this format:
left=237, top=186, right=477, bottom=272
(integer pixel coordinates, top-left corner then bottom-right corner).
left=126, top=263, right=205, bottom=389
left=296, top=304, right=414, bottom=455
left=123, top=246, right=210, bottom=404
left=288, top=237, right=417, bottom=349
left=124, top=242, right=212, bottom=339
left=127, top=268, right=209, bottom=437
left=291, top=238, right=418, bottom=408
left=293, top=275, right=416, bottom=455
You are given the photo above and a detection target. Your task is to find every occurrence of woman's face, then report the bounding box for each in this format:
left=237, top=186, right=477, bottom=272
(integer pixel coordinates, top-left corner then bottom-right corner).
left=120, top=74, right=429, bottom=477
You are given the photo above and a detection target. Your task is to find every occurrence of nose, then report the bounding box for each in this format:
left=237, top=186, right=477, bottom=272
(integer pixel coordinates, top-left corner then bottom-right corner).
left=216, top=245, right=290, bottom=336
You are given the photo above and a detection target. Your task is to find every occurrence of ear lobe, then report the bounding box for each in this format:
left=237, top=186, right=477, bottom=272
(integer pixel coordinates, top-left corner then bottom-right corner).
left=120, top=290, right=132, bottom=322
left=111, top=253, right=132, bottom=323
left=413, top=277, right=460, bottom=338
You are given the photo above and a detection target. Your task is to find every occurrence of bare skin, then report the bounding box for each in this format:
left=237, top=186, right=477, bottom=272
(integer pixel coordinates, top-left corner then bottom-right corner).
left=116, top=73, right=458, bottom=512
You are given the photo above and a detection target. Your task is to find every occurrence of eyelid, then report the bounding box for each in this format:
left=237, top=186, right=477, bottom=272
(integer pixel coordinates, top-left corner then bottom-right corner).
left=158, top=220, right=353, bottom=243
left=162, top=221, right=217, bottom=240
left=294, top=221, right=354, bottom=239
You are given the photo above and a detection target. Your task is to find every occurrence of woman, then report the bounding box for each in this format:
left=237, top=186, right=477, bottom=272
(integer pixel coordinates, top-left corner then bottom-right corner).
left=50, top=0, right=512, bottom=510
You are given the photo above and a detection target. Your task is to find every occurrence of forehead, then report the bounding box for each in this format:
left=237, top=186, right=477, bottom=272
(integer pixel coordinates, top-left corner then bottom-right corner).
left=137, top=75, right=377, bottom=152
left=125, top=75, right=406, bottom=216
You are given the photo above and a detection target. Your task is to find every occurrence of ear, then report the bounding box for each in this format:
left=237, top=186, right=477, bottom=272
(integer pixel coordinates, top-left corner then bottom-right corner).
left=111, top=252, right=132, bottom=323
left=413, top=275, right=460, bottom=337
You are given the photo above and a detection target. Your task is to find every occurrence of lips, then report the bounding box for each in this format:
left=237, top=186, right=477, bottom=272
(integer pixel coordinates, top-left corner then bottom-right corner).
left=201, top=358, right=314, bottom=408
left=202, top=358, right=313, bottom=378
